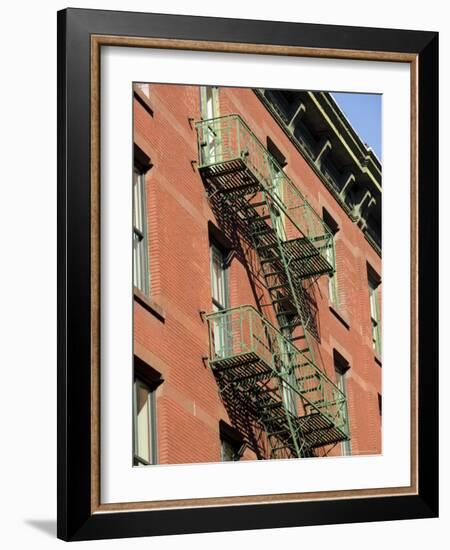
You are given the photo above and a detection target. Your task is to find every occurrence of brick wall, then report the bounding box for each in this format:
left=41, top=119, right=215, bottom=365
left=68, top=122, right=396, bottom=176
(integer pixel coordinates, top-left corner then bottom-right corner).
left=133, top=84, right=382, bottom=464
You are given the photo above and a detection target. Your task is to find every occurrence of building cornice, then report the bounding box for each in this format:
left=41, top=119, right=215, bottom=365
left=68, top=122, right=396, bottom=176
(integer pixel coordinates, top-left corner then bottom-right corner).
left=254, top=88, right=381, bottom=257
left=310, top=92, right=382, bottom=187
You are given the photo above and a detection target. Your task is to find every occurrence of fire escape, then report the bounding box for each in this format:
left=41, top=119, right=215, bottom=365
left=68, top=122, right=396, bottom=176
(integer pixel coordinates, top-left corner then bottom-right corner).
left=196, top=114, right=350, bottom=459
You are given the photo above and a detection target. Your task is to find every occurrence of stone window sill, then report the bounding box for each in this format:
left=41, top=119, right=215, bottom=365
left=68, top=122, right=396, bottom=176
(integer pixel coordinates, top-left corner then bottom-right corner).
left=329, top=304, right=350, bottom=330
left=134, top=288, right=165, bottom=323
left=134, top=87, right=154, bottom=116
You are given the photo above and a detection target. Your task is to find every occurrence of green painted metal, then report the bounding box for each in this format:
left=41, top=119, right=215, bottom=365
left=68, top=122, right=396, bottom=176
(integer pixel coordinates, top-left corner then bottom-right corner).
left=205, top=305, right=349, bottom=458
left=196, top=115, right=335, bottom=270
left=196, top=114, right=350, bottom=458
left=196, top=115, right=333, bottom=335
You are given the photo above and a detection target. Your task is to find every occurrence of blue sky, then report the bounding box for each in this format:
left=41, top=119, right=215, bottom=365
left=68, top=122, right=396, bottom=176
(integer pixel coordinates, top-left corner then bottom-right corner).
left=331, top=92, right=382, bottom=161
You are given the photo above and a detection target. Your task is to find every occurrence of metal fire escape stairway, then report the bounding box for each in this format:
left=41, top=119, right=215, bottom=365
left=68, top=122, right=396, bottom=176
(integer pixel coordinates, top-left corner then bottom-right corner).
left=196, top=114, right=350, bottom=458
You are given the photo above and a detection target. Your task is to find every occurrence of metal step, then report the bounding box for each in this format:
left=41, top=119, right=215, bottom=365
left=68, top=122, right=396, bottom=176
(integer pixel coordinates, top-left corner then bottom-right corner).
left=279, top=323, right=303, bottom=331
left=221, top=182, right=259, bottom=194
left=271, top=296, right=291, bottom=304
left=301, top=386, right=321, bottom=394
left=251, top=229, right=274, bottom=238
left=297, top=373, right=320, bottom=382
left=248, top=214, right=272, bottom=222
left=267, top=427, right=292, bottom=437
left=287, top=250, right=323, bottom=262
left=261, top=257, right=279, bottom=264
left=265, top=270, right=285, bottom=277
left=257, top=242, right=279, bottom=251
left=241, top=201, right=267, bottom=210
left=267, top=283, right=290, bottom=291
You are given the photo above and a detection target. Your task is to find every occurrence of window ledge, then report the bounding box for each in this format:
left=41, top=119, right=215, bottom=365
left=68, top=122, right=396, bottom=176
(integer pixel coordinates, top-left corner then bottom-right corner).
left=134, top=87, right=154, bottom=116
left=134, top=288, right=166, bottom=323
left=329, top=304, right=350, bottom=330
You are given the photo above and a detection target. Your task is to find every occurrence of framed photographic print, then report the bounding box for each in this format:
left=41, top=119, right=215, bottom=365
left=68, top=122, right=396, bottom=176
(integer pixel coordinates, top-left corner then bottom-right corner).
left=57, top=8, right=438, bottom=541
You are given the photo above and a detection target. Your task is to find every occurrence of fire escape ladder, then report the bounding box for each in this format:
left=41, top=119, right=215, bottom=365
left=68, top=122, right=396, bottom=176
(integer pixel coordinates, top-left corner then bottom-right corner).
left=196, top=114, right=349, bottom=459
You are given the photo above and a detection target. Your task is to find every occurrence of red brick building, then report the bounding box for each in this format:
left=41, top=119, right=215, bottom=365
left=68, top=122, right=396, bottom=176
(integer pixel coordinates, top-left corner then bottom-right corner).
left=132, top=83, right=382, bottom=466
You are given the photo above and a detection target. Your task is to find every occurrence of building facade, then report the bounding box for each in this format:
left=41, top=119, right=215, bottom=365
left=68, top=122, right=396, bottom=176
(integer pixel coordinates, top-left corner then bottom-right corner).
left=132, top=83, right=382, bottom=466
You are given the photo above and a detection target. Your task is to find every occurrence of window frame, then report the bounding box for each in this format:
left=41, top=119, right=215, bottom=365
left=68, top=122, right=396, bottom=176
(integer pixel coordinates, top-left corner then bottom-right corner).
left=210, top=242, right=230, bottom=313
left=367, top=265, right=382, bottom=356
left=200, top=85, right=220, bottom=120
left=267, top=137, right=287, bottom=240
left=333, top=350, right=351, bottom=457
left=323, top=208, right=340, bottom=308
left=200, top=86, right=221, bottom=165
left=219, top=421, right=244, bottom=462
left=326, top=241, right=339, bottom=306
left=133, top=377, right=158, bottom=466
left=210, top=241, right=231, bottom=359
left=133, top=153, right=151, bottom=296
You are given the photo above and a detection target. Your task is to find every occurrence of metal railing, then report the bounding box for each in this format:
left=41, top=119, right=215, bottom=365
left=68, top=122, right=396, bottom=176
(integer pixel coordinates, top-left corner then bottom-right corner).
left=205, top=305, right=349, bottom=437
left=196, top=115, right=334, bottom=256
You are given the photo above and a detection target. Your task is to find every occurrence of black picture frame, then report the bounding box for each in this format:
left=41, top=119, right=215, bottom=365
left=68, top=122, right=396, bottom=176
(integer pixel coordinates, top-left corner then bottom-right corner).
left=57, top=7, right=438, bottom=541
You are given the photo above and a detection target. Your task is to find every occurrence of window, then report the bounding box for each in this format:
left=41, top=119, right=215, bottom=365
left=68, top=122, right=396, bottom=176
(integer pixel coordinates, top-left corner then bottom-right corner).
left=270, top=164, right=286, bottom=239
left=281, top=367, right=298, bottom=416
left=211, top=243, right=229, bottom=312
left=221, top=438, right=241, bottom=461
left=368, top=265, right=382, bottom=356
left=133, top=378, right=157, bottom=466
left=133, top=358, right=163, bottom=466
left=200, top=86, right=221, bottom=164
left=219, top=421, right=244, bottom=461
left=334, top=351, right=351, bottom=456
left=267, top=138, right=287, bottom=240
left=210, top=243, right=230, bottom=358
left=326, top=244, right=338, bottom=306
left=323, top=209, right=339, bottom=307
left=133, top=167, right=149, bottom=295
left=200, top=86, right=220, bottom=120
left=280, top=322, right=298, bottom=416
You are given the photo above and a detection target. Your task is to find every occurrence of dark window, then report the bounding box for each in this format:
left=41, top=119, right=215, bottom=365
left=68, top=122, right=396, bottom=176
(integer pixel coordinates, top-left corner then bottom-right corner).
left=267, top=137, right=287, bottom=168
left=219, top=421, right=244, bottom=462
